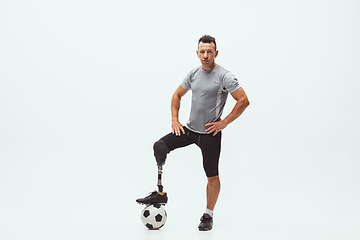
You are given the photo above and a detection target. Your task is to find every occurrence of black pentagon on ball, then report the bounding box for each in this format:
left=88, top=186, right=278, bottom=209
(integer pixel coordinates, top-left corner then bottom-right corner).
left=155, top=214, right=163, bottom=222
left=146, top=223, right=153, bottom=229
left=143, top=210, right=150, bottom=218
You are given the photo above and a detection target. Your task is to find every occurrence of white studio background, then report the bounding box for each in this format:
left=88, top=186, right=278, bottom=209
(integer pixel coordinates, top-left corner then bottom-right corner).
left=1, top=0, right=359, bottom=239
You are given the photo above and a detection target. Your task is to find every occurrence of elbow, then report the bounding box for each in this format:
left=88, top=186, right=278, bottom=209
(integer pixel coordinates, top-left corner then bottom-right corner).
left=246, top=98, right=250, bottom=107
left=172, top=94, right=181, bottom=102
left=242, top=96, right=250, bottom=108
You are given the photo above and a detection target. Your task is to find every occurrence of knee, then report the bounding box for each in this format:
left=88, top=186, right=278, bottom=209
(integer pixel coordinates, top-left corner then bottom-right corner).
left=207, top=175, right=220, bottom=185
left=153, top=140, right=170, bottom=165
left=153, top=140, right=170, bottom=155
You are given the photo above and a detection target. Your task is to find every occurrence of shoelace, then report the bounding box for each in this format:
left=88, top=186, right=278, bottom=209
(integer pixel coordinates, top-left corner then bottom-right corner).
left=201, top=215, right=212, bottom=223
left=144, top=191, right=158, bottom=199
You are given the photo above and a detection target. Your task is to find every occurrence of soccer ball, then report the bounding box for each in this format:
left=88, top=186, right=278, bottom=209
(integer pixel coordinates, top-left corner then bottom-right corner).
left=141, top=204, right=167, bottom=229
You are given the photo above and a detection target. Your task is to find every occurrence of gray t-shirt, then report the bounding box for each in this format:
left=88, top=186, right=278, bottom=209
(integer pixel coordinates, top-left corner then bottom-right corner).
left=181, top=65, right=241, bottom=134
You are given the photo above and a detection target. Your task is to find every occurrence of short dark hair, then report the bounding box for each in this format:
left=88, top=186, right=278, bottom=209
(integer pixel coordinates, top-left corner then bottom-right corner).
left=198, top=35, right=217, bottom=50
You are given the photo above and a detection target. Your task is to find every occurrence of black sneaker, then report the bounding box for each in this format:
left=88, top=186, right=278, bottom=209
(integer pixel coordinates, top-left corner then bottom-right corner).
left=136, top=191, right=168, bottom=205
left=198, top=213, right=213, bottom=231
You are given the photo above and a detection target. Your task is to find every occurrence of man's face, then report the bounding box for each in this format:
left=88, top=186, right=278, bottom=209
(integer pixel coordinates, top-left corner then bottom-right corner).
left=197, top=42, right=218, bottom=66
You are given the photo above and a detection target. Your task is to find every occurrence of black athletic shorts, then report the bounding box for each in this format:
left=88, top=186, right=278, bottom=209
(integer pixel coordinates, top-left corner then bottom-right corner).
left=160, top=126, right=222, bottom=177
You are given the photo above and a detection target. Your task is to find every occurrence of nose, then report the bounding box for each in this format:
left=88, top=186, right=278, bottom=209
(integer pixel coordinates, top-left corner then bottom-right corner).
left=203, top=52, right=208, bottom=58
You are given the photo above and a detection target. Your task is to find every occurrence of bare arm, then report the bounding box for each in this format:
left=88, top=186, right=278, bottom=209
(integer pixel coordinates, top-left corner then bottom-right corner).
left=205, top=87, right=250, bottom=136
left=171, top=85, right=188, bottom=136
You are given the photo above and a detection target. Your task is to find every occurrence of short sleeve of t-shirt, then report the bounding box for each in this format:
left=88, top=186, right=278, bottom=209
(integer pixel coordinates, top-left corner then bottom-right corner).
left=222, top=72, right=241, bottom=93
left=181, top=69, right=195, bottom=91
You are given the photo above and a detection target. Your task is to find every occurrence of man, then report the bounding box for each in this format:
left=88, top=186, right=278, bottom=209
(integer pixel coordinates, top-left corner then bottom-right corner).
left=136, top=35, right=250, bottom=231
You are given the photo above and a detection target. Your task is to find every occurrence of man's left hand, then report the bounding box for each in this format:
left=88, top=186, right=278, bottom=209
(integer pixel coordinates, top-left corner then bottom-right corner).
left=205, top=121, right=228, bottom=136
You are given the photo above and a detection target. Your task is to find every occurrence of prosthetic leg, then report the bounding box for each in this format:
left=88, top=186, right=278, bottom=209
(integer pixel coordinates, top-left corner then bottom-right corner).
left=135, top=140, right=169, bottom=206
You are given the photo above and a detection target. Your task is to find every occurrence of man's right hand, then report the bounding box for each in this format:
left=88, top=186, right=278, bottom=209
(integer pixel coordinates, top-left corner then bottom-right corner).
left=171, top=119, right=185, bottom=136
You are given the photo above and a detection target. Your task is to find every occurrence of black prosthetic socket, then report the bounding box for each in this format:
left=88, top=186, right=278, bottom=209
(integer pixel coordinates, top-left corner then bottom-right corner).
left=153, top=139, right=170, bottom=166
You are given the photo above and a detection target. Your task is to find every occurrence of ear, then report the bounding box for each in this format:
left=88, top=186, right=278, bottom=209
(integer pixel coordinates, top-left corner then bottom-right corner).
left=215, top=50, right=219, bottom=58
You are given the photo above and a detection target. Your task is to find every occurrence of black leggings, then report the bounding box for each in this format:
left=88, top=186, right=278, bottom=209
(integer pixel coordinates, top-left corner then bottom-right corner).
left=155, top=127, right=222, bottom=177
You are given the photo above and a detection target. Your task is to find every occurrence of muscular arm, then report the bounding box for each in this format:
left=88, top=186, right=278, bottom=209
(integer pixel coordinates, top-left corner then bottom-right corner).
left=171, top=85, right=188, bottom=136
left=205, top=87, right=250, bottom=136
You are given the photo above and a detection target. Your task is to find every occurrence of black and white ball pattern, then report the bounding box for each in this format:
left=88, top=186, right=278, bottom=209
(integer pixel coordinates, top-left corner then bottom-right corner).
left=141, top=204, right=167, bottom=229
